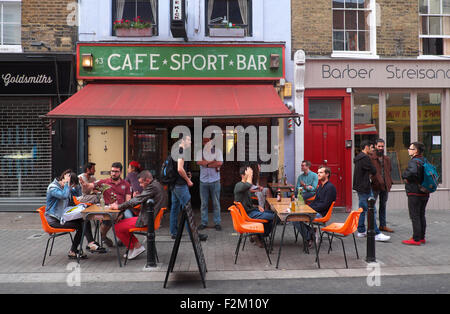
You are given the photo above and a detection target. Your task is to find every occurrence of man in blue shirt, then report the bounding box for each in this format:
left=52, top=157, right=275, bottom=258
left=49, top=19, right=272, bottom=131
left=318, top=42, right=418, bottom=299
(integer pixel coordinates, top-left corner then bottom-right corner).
left=295, top=160, right=318, bottom=200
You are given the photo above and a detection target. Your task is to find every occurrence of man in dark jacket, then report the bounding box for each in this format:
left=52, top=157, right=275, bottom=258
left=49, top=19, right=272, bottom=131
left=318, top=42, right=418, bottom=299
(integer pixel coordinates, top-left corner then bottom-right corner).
left=110, top=170, right=168, bottom=260
left=353, top=140, right=390, bottom=242
left=370, top=138, right=394, bottom=233
left=401, top=142, right=429, bottom=246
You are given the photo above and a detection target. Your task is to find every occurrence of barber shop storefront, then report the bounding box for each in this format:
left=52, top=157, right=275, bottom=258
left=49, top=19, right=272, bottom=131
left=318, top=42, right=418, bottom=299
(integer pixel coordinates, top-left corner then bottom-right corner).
left=302, top=58, right=450, bottom=210
left=0, top=54, right=75, bottom=208
left=46, top=43, right=294, bottom=207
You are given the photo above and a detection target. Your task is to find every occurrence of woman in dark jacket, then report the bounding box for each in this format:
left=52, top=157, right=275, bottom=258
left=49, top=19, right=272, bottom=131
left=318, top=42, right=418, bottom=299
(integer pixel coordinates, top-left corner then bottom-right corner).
left=401, top=142, right=429, bottom=246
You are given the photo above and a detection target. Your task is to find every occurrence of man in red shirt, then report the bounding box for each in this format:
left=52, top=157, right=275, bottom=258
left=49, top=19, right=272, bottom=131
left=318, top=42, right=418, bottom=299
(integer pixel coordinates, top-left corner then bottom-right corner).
left=80, top=162, right=131, bottom=247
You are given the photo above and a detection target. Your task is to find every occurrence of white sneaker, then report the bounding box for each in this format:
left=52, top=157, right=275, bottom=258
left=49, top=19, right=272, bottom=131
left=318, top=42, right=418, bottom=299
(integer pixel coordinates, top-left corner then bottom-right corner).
left=128, top=245, right=146, bottom=260
left=357, top=232, right=367, bottom=238
left=375, top=233, right=391, bottom=242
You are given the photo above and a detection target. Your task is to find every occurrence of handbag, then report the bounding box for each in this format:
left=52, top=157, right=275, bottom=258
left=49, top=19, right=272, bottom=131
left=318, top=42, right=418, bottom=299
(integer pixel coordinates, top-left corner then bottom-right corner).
left=61, top=203, right=87, bottom=224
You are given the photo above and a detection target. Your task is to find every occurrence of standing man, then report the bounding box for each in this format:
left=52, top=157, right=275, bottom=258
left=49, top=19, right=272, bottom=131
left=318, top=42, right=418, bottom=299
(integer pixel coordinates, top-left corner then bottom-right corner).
left=402, top=142, right=430, bottom=246
left=295, top=160, right=319, bottom=200
left=353, top=140, right=390, bottom=242
left=196, top=135, right=223, bottom=231
left=370, top=139, right=394, bottom=233
left=169, top=134, right=207, bottom=241
left=80, top=162, right=132, bottom=247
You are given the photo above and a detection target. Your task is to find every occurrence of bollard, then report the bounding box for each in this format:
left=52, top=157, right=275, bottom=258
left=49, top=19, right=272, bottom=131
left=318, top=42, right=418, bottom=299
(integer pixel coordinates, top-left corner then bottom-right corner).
left=366, top=197, right=376, bottom=263
left=144, top=198, right=157, bottom=268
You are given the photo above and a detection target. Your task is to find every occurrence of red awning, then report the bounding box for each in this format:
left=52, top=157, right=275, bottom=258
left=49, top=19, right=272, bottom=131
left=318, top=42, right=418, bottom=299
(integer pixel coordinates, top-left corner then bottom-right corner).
left=46, top=83, right=297, bottom=119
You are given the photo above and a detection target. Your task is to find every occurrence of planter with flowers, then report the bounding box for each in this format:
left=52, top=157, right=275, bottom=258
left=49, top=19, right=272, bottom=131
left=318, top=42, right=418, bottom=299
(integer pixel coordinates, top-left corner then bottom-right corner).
left=114, top=17, right=153, bottom=37
left=209, top=23, right=245, bottom=37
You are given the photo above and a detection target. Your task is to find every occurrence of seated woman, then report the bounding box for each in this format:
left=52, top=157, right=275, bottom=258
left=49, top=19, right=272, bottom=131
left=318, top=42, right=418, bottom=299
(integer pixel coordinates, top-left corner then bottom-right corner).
left=249, top=164, right=273, bottom=211
left=45, top=169, right=105, bottom=259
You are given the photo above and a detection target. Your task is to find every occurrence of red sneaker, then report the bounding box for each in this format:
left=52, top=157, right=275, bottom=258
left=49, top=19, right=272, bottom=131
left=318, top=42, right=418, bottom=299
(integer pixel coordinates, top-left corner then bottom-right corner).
left=420, top=239, right=426, bottom=244
left=402, top=238, right=421, bottom=246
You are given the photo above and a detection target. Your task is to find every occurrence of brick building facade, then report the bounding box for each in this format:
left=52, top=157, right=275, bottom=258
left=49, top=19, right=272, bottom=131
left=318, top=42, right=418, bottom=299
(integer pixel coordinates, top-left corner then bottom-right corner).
left=0, top=1, right=76, bottom=206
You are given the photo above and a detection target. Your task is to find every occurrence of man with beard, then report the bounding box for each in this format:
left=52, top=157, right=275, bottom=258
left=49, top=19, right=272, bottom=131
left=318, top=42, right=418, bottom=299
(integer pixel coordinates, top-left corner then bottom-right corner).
left=80, top=162, right=132, bottom=247
left=370, top=139, right=394, bottom=233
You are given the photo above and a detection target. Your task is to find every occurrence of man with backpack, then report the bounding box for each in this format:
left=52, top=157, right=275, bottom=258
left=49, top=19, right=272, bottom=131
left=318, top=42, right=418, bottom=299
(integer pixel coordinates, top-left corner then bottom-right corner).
left=402, top=142, right=435, bottom=246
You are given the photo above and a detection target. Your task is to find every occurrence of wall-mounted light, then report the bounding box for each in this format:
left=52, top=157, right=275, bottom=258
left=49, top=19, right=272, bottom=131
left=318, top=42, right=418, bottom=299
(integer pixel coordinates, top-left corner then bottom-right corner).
left=81, top=53, right=93, bottom=69
left=270, top=54, right=280, bottom=69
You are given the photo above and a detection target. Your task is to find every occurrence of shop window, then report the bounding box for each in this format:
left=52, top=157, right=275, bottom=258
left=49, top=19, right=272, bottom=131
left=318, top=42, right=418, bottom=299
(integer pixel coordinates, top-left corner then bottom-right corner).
left=386, top=93, right=410, bottom=184
left=418, top=93, right=442, bottom=182
left=419, top=0, right=450, bottom=55
left=112, top=0, right=158, bottom=36
left=0, top=1, right=21, bottom=46
left=332, top=0, right=375, bottom=54
left=353, top=93, right=379, bottom=155
left=206, top=0, right=252, bottom=37
left=309, top=99, right=342, bottom=120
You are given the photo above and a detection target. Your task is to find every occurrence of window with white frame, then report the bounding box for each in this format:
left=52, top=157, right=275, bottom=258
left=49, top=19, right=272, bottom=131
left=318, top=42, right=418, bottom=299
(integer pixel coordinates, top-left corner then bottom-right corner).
left=0, top=1, right=21, bottom=46
left=206, top=0, right=252, bottom=36
left=332, top=0, right=375, bottom=54
left=112, top=0, right=158, bottom=35
left=419, top=0, right=450, bottom=55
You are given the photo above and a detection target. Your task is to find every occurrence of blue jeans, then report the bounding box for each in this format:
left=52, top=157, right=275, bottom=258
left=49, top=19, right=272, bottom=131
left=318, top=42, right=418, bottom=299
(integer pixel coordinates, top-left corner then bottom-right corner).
left=357, top=191, right=380, bottom=235
left=248, top=209, right=275, bottom=236
left=372, top=190, right=388, bottom=228
left=170, top=184, right=191, bottom=236
left=293, top=213, right=322, bottom=241
left=200, top=180, right=221, bottom=226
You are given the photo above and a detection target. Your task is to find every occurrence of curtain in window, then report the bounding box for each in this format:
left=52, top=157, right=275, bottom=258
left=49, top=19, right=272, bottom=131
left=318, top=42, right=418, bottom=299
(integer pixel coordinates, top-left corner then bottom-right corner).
left=238, top=0, right=247, bottom=25
left=208, top=0, right=215, bottom=24
left=149, top=0, right=157, bottom=24
left=116, top=0, right=125, bottom=20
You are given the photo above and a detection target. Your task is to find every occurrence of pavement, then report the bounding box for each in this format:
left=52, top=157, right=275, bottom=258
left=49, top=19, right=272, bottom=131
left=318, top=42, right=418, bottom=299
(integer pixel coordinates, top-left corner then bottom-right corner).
left=1, top=206, right=450, bottom=291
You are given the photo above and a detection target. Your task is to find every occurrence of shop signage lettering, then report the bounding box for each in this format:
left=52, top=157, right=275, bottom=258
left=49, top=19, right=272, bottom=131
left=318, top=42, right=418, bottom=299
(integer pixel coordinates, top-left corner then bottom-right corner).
left=306, top=60, right=450, bottom=88
left=78, top=44, right=284, bottom=79
left=1, top=73, right=53, bottom=87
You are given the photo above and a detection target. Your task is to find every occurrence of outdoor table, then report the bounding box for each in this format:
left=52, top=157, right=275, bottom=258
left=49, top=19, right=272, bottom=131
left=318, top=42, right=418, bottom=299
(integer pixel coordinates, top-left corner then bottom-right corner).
left=268, top=183, right=295, bottom=194
left=78, top=204, right=122, bottom=267
left=267, top=198, right=320, bottom=269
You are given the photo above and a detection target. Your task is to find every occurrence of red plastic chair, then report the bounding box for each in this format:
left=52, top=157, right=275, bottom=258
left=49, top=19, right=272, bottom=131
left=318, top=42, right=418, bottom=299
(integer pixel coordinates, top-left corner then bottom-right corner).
left=318, top=208, right=363, bottom=268
left=124, top=207, right=167, bottom=265
left=37, top=206, right=76, bottom=266
left=228, top=205, right=271, bottom=265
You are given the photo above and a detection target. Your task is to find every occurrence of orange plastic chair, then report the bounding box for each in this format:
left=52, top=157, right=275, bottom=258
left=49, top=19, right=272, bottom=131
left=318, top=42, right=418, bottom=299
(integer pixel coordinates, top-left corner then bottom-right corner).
left=37, top=206, right=76, bottom=266
left=234, top=201, right=269, bottom=250
left=72, top=195, right=93, bottom=206
left=228, top=205, right=271, bottom=265
left=318, top=208, right=363, bottom=268
left=124, top=207, right=167, bottom=265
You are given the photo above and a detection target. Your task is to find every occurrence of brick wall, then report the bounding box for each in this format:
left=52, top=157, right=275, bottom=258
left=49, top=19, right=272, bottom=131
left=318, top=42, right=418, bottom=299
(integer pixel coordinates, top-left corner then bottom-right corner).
left=0, top=99, right=52, bottom=197
left=291, top=0, right=420, bottom=57
left=21, top=0, right=78, bottom=52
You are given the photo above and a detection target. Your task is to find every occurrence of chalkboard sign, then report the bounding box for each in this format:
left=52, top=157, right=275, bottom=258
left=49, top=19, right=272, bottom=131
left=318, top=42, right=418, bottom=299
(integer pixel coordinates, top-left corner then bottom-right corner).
left=164, top=201, right=207, bottom=288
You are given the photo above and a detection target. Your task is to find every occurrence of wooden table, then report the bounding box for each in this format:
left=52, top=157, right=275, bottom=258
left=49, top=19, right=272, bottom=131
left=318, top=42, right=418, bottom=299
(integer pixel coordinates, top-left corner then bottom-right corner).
left=268, top=183, right=295, bottom=195
left=267, top=198, right=320, bottom=269
left=78, top=204, right=122, bottom=267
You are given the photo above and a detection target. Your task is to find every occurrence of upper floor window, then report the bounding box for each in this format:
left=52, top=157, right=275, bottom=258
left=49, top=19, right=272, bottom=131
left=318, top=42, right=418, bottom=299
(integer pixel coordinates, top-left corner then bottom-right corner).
left=112, top=0, right=158, bottom=36
left=332, top=0, right=374, bottom=54
left=206, top=0, right=252, bottom=37
left=0, top=1, right=21, bottom=46
left=419, top=0, right=450, bottom=55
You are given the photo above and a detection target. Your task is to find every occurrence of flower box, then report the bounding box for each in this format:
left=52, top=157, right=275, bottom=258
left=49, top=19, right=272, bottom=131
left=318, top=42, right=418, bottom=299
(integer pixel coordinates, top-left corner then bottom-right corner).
left=115, top=27, right=153, bottom=37
left=209, top=27, right=245, bottom=37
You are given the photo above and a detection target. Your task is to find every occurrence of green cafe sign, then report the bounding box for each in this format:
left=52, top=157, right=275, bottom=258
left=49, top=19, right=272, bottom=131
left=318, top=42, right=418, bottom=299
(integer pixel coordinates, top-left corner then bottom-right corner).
left=77, top=43, right=284, bottom=80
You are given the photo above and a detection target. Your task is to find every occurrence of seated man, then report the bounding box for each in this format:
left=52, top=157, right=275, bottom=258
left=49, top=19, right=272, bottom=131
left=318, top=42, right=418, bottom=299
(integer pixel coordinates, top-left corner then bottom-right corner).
left=76, top=162, right=100, bottom=204
left=293, top=166, right=336, bottom=248
left=295, top=160, right=318, bottom=200
left=79, top=162, right=132, bottom=247
left=234, top=165, right=275, bottom=248
left=110, top=170, right=168, bottom=260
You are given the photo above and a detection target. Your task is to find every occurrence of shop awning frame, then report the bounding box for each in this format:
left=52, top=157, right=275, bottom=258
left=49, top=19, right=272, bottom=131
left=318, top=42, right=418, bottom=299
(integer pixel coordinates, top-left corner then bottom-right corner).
left=45, top=83, right=301, bottom=120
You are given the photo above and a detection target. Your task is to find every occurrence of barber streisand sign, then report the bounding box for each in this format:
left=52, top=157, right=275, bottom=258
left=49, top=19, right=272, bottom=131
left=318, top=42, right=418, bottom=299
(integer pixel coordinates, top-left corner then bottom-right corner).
left=77, top=43, right=284, bottom=80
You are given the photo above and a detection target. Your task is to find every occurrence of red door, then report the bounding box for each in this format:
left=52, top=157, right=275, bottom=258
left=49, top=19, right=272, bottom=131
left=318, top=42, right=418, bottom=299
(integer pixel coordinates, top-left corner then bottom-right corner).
left=304, top=92, right=350, bottom=208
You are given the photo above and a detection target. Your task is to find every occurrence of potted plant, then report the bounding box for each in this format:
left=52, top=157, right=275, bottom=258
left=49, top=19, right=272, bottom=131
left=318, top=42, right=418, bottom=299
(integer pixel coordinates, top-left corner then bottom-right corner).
left=114, top=16, right=153, bottom=37
left=209, top=23, right=245, bottom=37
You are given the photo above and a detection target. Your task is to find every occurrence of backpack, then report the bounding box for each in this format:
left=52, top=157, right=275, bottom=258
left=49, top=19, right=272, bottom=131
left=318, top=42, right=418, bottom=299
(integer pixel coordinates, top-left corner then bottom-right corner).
left=160, top=155, right=177, bottom=186
left=416, top=158, right=439, bottom=193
